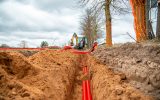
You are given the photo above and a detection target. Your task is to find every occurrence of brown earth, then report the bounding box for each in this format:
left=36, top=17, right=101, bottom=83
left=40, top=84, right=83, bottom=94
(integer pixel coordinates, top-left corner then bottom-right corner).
left=0, top=47, right=156, bottom=100
left=18, top=50, right=38, bottom=57
left=0, top=50, right=79, bottom=100
left=93, top=43, right=160, bottom=99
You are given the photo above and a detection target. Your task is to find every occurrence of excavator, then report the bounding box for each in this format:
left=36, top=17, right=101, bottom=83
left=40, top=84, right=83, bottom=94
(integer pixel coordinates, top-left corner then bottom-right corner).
left=70, top=33, right=87, bottom=50
left=63, top=33, right=97, bottom=52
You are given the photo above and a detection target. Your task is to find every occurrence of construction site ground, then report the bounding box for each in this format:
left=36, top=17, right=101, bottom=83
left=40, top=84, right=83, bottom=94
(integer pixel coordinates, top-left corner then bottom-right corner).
left=0, top=43, right=159, bottom=100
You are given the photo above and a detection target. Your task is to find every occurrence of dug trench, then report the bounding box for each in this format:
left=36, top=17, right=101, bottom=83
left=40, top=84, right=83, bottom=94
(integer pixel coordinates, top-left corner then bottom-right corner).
left=0, top=49, right=155, bottom=100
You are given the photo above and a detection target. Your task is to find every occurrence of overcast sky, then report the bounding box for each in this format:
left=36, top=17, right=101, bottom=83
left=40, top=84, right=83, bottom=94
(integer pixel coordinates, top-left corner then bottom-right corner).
left=0, top=0, right=136, bottom=47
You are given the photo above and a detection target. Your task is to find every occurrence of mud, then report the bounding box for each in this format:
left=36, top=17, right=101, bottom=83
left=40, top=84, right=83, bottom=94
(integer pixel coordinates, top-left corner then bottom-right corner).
left=93, top=43, right=160, bottom=99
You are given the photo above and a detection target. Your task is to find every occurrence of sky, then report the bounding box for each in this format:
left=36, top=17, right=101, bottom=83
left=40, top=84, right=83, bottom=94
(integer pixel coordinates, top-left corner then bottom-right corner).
left=0, top=0, right=137, bottom=47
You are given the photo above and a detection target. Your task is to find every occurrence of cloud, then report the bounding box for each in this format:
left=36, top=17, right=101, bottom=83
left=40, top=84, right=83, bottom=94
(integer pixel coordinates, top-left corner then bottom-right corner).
left=0, top=0, right=81, bottom=47
left=0, top=0, right=137, bottom=47
left=0, top=0, right=5, bottom=3
left=14, top=0, right=76, bottom=12
left=0, top=1, right=80, bottom=33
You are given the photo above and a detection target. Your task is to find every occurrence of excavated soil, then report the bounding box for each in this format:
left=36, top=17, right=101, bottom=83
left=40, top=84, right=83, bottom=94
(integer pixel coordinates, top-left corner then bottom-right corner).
left=93, top=43, right=160, bottom=99
left=86, top=55, right=154, bottom=100
left=0, top=47, right=156, bottom=100
left=0, top=50, right=79, bottom=100
left=18, top=50, right=38, bottom=57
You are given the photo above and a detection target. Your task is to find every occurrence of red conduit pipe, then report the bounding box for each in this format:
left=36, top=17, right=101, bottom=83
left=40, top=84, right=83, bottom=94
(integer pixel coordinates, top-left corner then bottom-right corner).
left=62, top=42, right=98, bottom=54
left=0, top=48, right=46, bottom=50
left=86, top=80, right=92, bottom=100
left=82, top=67, right=87, bottom=100
left=72, top=50, right=90, bottom=54
left=85, top=67, right=92, bottom=100
left=82, top=67, right=92, bottom=100
left=82, top=81, right=87, bottom=100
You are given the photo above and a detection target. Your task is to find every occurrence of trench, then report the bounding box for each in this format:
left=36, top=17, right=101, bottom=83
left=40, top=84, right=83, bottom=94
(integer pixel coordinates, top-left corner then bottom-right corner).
left=68, top=54, right=89, bottom=100
left=0, top=50, right=155, bottom=100
left=68, top=54, right=154, bottom=100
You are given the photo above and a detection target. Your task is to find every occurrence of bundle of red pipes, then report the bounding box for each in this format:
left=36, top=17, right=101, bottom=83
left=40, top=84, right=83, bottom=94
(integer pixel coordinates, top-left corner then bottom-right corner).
left=82, top=67, right=92, bottom=100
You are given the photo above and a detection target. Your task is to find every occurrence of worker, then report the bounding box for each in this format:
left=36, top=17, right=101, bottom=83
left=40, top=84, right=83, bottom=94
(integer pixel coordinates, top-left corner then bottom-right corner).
left=90, top=42, right=98, bottom=52
left=70, top=39, right=74, bottom=46
left=82, top=37, right=86, bottom=48
left=79, top=37, right=86, bottom=49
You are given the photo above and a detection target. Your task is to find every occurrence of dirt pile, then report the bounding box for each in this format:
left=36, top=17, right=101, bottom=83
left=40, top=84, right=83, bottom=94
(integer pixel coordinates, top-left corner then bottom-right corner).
left=93, top=43, right=160, bottom=99
left=86, top=56, right=154, bottom=100
left=0, top=52, right=37, bottom=79
left=0, top=52, right=39, bottom=100
left=18, top=50, right=38, bottom=57
left=27, top=50, right=79, bottom=100
left=0, top=50, right=79, bottom=100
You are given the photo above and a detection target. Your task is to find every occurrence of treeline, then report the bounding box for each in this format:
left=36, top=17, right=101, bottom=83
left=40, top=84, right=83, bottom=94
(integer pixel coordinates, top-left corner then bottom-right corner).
left=78, top=0, right=160, bottom=47
left=0, top=41, right=49, bottom=48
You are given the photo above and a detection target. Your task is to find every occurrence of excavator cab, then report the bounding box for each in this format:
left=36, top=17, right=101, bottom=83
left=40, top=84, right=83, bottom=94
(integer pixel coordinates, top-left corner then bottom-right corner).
left=76, top=37, right=87, bottom=49
left=70, top=33, right=87, bottom=50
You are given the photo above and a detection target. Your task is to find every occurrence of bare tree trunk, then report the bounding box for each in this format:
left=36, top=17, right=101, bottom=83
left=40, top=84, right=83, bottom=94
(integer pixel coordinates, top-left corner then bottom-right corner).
left=105, top=0, right=112, bottom=47
left=146, top=0, right=150, bottom=38
left=156, top=1, right=160, bottom=40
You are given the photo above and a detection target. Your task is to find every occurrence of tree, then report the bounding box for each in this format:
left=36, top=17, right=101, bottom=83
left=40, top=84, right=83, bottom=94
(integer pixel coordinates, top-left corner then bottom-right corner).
left=105, top=1, right=112, bottom=46
left=156, top=0, right=160, bottom=40
left=40, top=41, right=49, bottom=48
left=19, top=40, right=28, bottom=48
left=79, top=0, right=130, bottom=47
left=80, top=8, right=102, bottom=48
left=0, top=44, right=10, bottom=48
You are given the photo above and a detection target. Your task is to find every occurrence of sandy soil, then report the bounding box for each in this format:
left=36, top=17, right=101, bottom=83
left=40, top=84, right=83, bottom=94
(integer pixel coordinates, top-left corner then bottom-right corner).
left=93, top=43, right=160, bottom=99
left=18, top=50, right=38, bottom=57
left=0, top=47, right=156, bottom=100
left=0, top=50, right=79, bottom=100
